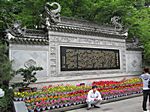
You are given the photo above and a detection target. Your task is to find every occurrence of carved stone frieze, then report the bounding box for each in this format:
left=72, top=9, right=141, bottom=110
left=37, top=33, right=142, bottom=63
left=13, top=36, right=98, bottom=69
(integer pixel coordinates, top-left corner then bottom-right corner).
left=50, top=53, right=56, bottom=57
left=61, top=37, right=73, bottom=43
left=49, top=35, right=125, bottom=48
left=49, top=42, right=57, bottom=46
left=51, top=71, right=56, bottom=76
left=24, top=59, right=37, bottom=68
left=50, top=59, right=56, bottom=65
left=50, top=47, right=56, bottom=53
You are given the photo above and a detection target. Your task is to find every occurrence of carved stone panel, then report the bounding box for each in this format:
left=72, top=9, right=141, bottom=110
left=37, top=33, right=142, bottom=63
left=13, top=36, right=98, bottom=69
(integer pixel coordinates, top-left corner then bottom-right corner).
left=10, top=48, right=48, bottom=77
left=126, top=51, right=142, bottom=72
left=48, top=32, right=127, bottom=77
left=49, top=34, right=125, bottom=48
left=60, top=46, right=120, bottom=71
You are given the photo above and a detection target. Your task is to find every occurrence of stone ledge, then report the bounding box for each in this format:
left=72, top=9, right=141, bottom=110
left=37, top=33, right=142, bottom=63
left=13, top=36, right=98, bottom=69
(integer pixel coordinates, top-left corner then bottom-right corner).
left=45, top=94, right=142, bottom=112
left=13, top=101, right=28, bottom=112
left=31, top=74, right=139, bottom=84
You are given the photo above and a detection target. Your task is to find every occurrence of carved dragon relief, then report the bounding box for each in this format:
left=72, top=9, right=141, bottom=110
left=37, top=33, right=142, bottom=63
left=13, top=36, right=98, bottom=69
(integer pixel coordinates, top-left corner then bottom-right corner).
left=2, top=9, right=26, bottom=37
left=40, top=2, right=61, bottom=26
left=111, top=16, right=129, bottom=37
left=6, top=20, right=26, bottom=37
left=111, top=16, right=123, bottom=32
left=4, top=2, right=61, bottom=37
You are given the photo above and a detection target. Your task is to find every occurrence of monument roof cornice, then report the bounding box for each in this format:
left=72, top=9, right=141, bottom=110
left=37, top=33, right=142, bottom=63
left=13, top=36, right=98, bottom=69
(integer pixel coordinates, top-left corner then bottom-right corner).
left=46, top=16, right=127, bottom=39
left=48, top=24, right=126, bottom=39
left=25, top=29, right=48, bottom=38
left=6, top=16, right=127, bottom=45
left=126, top=41, right=143, bottom=51
left=6, top=29, right=48, bottom=45
left=9, top=37, right=48, bottom=45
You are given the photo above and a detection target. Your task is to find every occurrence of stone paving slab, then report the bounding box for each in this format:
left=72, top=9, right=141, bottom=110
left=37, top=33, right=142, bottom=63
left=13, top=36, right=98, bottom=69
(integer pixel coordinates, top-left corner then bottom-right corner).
left=66, top=96, right=144, bottom=112
left=13, top=101, right=28, bottom=112
left=50, top=94, right=142, bottom=112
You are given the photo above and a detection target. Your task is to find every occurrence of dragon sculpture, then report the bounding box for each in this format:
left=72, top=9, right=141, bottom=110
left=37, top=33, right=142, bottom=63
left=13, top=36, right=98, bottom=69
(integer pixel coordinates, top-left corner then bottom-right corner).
left=2, top=9, right=26, bottom=37
left=111, top=16, right=123, bottom=32
left=7, top=20, right=26, bottom=37
left=44, top=2, right=61, bottom=25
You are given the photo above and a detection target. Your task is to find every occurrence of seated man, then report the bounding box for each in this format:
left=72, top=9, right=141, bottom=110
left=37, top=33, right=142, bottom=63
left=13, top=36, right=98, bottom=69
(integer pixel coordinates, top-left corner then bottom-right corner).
left=86, top=85, right=102, bottom=110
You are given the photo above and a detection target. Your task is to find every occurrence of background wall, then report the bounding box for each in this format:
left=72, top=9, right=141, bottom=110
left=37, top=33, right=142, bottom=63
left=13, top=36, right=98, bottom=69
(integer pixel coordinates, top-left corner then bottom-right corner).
left=9, top=44, right=49, bottom=83
left=48, top=31, right=127, bottom=80
left=126, top=50, right=142, bottom=73
left=8, top=31, right=142, bottom=85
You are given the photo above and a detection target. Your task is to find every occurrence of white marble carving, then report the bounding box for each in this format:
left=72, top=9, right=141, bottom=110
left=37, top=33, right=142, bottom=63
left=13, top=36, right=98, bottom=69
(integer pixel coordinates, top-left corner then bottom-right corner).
left=49, top=31, right=127, bottom=77
left=10, top=45, right=49, bottom=77
left=126, top=51, right=142, bottom=73
left=24, top=59, right=36, bottom=68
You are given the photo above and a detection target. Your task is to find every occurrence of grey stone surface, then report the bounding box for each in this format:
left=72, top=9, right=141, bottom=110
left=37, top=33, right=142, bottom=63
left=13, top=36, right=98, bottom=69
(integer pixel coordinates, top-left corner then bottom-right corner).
left=49, top=31, right=127, bottom=77
left=66, top=96, right=144, bottom=112
left=10, top=44, right=49, bottom=83
left=13, top=101, right=28, bottom=112
left=126, top=51, right=142, bottom=72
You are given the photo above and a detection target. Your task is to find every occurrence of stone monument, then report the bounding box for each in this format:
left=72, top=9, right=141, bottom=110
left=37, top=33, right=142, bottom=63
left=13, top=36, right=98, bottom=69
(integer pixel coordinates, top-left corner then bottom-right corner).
left=5, top=2, right=142, bottom=86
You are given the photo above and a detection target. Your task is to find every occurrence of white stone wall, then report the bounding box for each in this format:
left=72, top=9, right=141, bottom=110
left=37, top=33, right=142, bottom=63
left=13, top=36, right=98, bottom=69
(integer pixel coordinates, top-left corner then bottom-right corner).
left=9, top=31, right=142, bottom=84
left=48, top=31, right=127, bottom=80
left=9, top=44, right=49, bottom=82
left=126, top=50, right=142, bottom=73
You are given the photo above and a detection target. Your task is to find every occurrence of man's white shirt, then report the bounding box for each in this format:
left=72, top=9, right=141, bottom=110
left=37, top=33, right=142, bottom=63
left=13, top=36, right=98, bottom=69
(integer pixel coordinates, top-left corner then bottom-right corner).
left=86, top=90, right=102, bottom=102
left=0, top=88, right=5, bottom=97
left=140, top=73, right=150, bottom=90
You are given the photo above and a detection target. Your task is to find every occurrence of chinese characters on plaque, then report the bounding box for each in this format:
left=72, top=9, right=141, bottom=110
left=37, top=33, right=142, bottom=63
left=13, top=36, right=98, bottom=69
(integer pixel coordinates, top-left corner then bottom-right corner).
left=61, top=46, right=120, bottom=71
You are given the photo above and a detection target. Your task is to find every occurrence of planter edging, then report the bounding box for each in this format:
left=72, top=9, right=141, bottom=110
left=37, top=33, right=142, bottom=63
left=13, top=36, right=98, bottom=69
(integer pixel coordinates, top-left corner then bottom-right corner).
left=49, top=94, right=142, bottom=112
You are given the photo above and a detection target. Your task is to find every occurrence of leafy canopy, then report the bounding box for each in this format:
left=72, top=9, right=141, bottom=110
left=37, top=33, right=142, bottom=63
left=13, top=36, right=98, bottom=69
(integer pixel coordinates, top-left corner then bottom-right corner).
left=0, top=0, right=150, bottom=65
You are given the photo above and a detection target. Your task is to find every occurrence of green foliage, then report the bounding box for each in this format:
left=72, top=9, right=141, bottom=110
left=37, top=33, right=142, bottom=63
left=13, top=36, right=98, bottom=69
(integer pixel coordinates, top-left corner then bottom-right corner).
left=15, top=66, right=43, bottom=88
left=0, top=0, right=150, bottom=65
left=0, top=42, right=13, bottom=87
left=0, top=88, right=13, bottom=112
left=0, top=41, right=13, bottom=112
left=126, top=7, right=150, bottom=65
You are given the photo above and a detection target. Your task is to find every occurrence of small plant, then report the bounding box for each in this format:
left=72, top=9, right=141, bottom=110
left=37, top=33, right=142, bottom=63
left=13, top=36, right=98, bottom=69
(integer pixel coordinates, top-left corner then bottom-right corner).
left=15, top=66, right=43, bottom=88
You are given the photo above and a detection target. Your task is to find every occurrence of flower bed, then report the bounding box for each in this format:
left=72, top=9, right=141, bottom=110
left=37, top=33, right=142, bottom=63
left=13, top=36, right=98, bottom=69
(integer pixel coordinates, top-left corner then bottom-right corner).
left=13, top=78, right=142, bottom=112
left=93, top=78, right=142, bottom=99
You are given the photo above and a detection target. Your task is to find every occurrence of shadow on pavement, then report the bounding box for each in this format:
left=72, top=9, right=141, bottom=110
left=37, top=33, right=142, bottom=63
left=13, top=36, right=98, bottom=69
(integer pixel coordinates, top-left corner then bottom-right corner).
left=102, top=108, right=113, bottom=111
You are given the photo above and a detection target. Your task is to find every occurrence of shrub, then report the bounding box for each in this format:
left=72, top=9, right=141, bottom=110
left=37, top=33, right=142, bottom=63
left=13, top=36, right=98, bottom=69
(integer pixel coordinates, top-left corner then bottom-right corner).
left=15, top=66, right=43, bottom=88
left=0, top=41, right=14, bottom=112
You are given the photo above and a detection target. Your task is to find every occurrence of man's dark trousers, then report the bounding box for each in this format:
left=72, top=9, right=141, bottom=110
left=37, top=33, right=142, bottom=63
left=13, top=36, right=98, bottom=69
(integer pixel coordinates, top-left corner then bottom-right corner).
left=143, top=90, right=150, bottom=111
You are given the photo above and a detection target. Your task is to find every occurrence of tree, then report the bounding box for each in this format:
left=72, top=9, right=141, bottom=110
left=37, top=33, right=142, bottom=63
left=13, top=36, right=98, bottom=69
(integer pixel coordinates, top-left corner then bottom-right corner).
left=0, top=0, right=150, bottom=65
left=15, top=66, right=43, bottom=88
left=0, top=41, right=13, bottom=112
left=0, top=42, right=12, bottom=87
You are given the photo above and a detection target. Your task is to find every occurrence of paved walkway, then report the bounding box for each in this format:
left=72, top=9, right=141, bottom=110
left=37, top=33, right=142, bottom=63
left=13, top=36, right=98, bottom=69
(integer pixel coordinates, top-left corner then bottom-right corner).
left=67, top=96, right=146, bottom=112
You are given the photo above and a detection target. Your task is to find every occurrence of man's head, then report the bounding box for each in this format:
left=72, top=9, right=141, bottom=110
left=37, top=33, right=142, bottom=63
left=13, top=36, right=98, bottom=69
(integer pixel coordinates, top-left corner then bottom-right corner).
left=144, top=68, right=149, bottom=73
left=92, top=85, right=98, bottom=92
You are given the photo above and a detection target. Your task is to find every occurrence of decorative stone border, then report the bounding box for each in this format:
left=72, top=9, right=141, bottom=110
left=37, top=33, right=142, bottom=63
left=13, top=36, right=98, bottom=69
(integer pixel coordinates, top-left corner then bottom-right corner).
left=49, top=94, right=142, bottom=112
left=13, top=93, right=142, bottom=112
